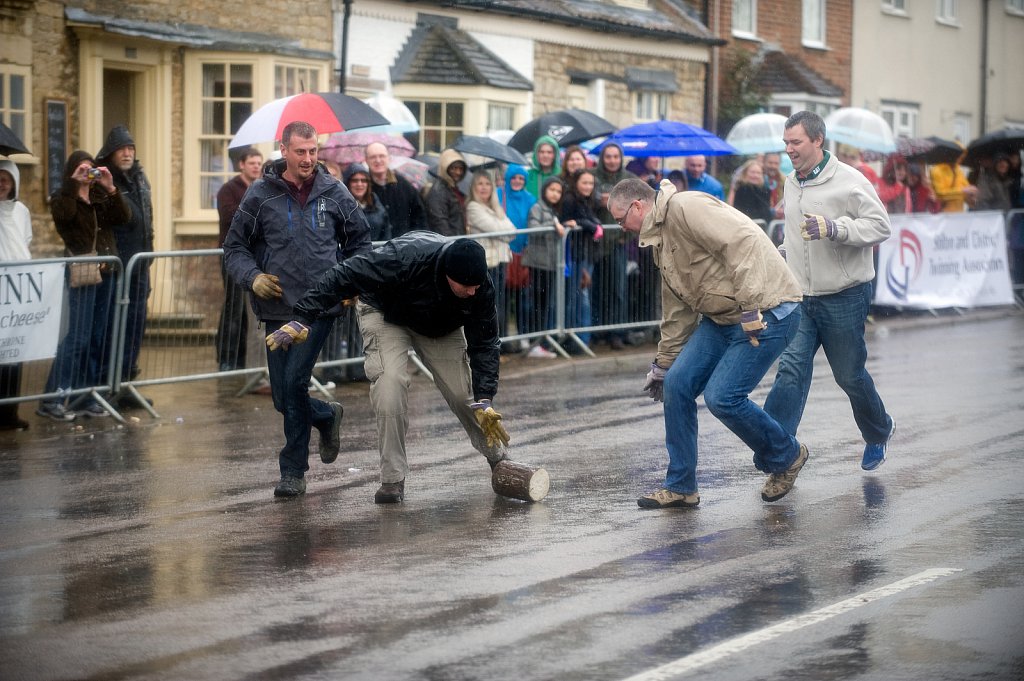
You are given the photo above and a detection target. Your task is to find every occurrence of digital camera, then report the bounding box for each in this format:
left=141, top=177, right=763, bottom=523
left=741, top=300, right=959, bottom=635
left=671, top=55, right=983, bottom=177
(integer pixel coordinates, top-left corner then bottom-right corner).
left=87, top=168, right=101, bottom=180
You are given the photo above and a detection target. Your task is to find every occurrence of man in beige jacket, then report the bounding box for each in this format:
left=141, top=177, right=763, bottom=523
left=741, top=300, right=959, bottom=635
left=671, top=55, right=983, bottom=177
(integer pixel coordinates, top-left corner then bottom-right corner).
left=609, top=178, right=807, bottom=508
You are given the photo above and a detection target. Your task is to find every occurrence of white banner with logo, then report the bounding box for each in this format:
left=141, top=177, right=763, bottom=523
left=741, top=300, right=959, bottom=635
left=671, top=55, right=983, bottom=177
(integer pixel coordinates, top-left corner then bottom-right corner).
left=0, top=262, right=64, bottom=364
left=875, top=211, right=1014, bottom=309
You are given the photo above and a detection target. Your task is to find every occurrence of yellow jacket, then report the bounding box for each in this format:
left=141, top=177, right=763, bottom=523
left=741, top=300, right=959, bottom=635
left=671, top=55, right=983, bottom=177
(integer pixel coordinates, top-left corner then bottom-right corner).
left=930, top=163, right=970, bottom=212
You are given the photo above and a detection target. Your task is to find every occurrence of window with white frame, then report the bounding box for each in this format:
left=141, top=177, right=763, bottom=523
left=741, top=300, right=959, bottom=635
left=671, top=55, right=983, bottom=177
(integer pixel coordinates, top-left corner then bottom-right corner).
left=275, top=64, right=320, bottom=99
left=1007, top=0, right=1024, bottom=15
left=487, top=103, right=515, bottom=133
left=199, top=62, right=254, bottom=210
left=952, top=114, right=971, bottom=144
left=880, top=102, right=918, bottom=138
left=802, top=0, right=826, bottom=47
left=771, top=97, right=837, bottom=119
left=733, top=0, right=758, bottom=38
left=634, top=91, right=670, bottom=122
left=403, top=100, right=464, bottom=154
left=882, top=0, right=907, bottom=13
left=937, top=0, right=959, bottom=24
left=0, top=66, right=30, bottom=151
left=183, top=54, right=328, bottom=219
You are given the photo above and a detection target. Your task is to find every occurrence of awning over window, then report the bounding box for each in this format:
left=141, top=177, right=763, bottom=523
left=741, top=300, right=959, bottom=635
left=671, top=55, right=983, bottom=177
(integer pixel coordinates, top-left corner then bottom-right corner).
left=625, top=67, right=678, bottom=93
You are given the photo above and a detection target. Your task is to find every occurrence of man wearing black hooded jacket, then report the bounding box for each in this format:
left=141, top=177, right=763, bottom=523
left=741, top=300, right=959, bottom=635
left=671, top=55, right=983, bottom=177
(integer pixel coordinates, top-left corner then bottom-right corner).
left=268, top=232, right=513, bottom=504
left=96, top=125, right=153, bottom=397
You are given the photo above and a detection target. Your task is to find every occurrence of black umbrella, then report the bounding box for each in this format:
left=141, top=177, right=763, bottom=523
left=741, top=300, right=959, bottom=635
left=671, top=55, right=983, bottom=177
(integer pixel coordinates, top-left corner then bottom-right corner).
left=0, top=121, right=30, bottom=156
left=904, top=136, right=964, bottom=165
left=964, top=128, right=1024, bottom=165
left=508, top=108, right=617, bottom=153
left=450, top=135, right=529, bottom=166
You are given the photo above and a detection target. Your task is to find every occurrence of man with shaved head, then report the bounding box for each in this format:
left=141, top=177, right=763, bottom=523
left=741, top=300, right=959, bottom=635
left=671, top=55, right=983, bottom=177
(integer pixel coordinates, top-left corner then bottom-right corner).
left=365, top=141, right=426, bottom=238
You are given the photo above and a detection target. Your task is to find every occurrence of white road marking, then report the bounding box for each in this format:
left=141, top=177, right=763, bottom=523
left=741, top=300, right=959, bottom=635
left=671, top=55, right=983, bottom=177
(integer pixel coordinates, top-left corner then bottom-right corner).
left=622, top=567, right=963, bottom=681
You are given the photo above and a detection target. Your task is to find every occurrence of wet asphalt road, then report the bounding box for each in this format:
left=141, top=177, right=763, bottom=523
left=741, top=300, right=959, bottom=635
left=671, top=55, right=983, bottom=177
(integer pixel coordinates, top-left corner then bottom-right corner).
left=1, top=312, right=1023, bottom=681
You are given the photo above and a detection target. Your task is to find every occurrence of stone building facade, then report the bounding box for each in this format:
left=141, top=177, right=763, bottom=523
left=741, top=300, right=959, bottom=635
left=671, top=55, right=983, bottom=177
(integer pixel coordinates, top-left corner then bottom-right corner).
left=2, top=0, right=718, bottom=338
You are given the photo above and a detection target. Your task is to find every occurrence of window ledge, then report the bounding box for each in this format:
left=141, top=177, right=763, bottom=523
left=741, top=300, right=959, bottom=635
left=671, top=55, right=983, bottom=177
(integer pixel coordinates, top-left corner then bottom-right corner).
left=801, top=41, right=829, bottom=51
left=5, top=154, right=40, bottom=166
left=881, top=8, right=910, bottom=19
left=935, top=17, right=961, bottom=28
left=1006, top=8, right=1024, bottom=19
left=731, top=31, right=762, bottom=43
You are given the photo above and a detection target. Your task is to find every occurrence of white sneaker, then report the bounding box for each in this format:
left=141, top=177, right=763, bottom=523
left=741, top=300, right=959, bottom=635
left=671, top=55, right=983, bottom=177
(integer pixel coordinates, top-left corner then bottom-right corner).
left=527, top=346, right=557, bottom=359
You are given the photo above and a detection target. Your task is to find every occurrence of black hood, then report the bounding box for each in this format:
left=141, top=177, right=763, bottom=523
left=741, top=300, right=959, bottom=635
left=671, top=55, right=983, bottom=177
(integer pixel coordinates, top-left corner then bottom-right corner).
left=97, top=125, right=136, bottom=161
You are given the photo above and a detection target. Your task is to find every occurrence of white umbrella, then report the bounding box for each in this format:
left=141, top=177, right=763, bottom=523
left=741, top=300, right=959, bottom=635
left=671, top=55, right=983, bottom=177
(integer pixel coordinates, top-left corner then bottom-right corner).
left=725, top=112, right=788, bottom=154
left=824, top=107, right=896, bottom=153
left=360, top=93, right=420, bottom=134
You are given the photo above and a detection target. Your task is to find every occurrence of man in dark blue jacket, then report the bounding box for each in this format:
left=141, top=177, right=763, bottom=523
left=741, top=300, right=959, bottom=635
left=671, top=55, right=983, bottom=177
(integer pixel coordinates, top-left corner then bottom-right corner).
left=224, top=121, right=371, bottom=498
left=266, top=232, right=514, bottom=504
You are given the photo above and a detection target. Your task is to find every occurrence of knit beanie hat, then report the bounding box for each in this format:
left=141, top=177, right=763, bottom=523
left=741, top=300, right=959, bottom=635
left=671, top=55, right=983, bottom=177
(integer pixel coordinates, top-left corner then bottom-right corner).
left=443, top=238, right=488, bottom=286
left=343, top=162, right=370, bottom=184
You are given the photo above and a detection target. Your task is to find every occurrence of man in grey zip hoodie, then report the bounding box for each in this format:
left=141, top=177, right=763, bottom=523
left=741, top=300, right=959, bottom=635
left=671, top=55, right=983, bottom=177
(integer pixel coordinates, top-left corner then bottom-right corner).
left=764, top=110, right=896, bottom=473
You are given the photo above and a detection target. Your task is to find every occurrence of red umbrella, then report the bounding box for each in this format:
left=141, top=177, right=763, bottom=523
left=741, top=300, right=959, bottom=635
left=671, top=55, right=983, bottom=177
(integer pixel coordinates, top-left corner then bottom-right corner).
left=229, top=92, right=388, bottom=148
left=319, top=132, right=415, bottom=165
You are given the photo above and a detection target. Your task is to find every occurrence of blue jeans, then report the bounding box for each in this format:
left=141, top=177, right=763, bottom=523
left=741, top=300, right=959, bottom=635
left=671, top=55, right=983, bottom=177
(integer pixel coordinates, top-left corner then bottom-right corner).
left=662, top=308, right=801, bottom=494
left=265, top=318, right=336, bottom=478
left=565, top=261, right=593, bottom=344
left=43, top=273, right=116, bottom=403
left=764, top=282, right=892, bottom=445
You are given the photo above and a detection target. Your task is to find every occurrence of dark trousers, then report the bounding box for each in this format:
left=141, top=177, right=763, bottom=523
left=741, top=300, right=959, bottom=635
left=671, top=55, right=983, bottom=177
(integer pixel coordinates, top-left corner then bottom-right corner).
left=216, top=260, right=248, bottom=370
left=265, top=318, right=336, bottom=478
left=120, top=264, right=150, bottom=381
left=0, top=363, right=23, bottom=425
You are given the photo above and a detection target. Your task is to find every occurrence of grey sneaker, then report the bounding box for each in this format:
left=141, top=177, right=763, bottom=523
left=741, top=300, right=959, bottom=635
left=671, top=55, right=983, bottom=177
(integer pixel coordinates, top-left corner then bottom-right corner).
left=762, top=444, right=809, bottom=502
left=637, top=488, right=700, bottom=509
left=374, top=480, right=405, bottom=504
left=79, top=403, right=110, bottom=418
left=274, top=475, right=306, bottom=497
left=319, top=402, right=344, bottom=464
left=36, top=402, right=76, bottom=422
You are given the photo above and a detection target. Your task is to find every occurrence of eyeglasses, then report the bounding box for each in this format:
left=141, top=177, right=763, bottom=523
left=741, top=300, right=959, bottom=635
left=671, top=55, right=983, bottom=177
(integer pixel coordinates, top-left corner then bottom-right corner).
left=616, top=201, right=636, bottom=227
left=349, top=177, right=368, bottom=184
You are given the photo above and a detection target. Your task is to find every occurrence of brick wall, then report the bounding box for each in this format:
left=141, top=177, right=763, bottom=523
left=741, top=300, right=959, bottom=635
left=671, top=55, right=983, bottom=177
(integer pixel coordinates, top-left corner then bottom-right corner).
left=717, top=0, right=852, bottom=106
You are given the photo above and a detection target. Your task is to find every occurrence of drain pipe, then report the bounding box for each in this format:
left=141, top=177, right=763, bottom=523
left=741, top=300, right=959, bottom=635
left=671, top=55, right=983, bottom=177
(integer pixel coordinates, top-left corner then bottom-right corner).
left=979, top=0, right=989, bottom=134
left=339, top=0, right=352, bottom=93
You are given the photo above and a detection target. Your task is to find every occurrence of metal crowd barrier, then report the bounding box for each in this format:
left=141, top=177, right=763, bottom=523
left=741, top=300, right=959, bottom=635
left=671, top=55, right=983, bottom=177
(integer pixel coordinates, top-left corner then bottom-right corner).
left=0, top=255, right=126, bottom=421
left=1, top=229, right=665, bottom=422
left=7, top=207, right=1022, bottom=423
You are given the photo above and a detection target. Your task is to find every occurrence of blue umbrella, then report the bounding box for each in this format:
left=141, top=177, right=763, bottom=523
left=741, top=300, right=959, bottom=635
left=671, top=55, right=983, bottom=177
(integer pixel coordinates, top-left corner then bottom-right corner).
left=594, top=120, right=737, bottom=158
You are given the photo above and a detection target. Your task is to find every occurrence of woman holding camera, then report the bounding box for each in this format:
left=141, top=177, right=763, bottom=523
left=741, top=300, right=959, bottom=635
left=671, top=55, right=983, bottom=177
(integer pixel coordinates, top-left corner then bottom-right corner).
left=36, top=151, right=130, bottom=421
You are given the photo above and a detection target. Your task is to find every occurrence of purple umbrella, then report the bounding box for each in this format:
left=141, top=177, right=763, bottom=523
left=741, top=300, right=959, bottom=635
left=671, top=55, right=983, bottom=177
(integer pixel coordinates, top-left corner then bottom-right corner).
left=319, top=132, right=415, bottom=165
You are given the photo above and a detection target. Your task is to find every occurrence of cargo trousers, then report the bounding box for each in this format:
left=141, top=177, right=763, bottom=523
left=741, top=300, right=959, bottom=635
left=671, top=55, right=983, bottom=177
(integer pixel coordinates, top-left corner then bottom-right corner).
left=356, top=302, right=502, bottom=484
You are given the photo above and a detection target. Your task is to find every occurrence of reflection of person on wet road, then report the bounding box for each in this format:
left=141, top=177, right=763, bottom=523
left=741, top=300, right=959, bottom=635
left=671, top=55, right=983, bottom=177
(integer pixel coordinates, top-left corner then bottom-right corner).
left=763, top=111, right=895, bottom=473
left=609, top=177, right=806, bottom=508
left=270, top=232, right=515, bottom=504
left=224, top=121, right=371, bottom=498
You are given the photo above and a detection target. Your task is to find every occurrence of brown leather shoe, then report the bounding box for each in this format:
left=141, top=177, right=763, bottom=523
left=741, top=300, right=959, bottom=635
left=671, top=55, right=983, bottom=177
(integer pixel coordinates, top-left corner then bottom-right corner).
left=374, top=480, right=405, bottom=504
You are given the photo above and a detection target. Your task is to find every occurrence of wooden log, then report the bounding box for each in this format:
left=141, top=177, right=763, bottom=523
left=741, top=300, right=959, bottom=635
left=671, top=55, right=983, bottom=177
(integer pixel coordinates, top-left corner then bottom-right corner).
left=491, top=460, right=550, bottom=502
